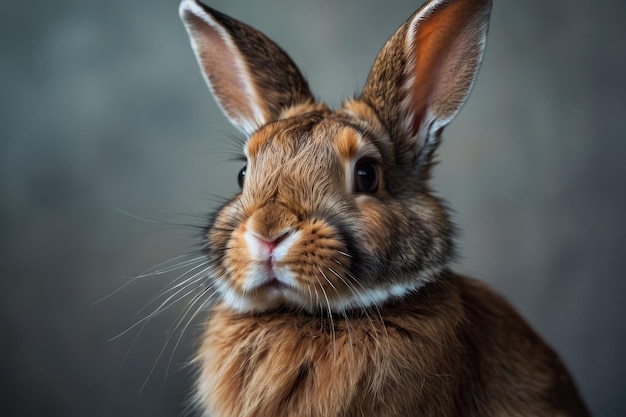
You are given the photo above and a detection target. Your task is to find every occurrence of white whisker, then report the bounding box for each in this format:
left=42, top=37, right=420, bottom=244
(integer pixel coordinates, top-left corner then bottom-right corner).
left=317, top=267, right=337, bottom=363
left=155, top=285, right=217, bottom=392
left=137, top=261, right=210, bottom=316
left=109, top=268, right=210, bottom=342
left=93, top=254, right=205, bottom=305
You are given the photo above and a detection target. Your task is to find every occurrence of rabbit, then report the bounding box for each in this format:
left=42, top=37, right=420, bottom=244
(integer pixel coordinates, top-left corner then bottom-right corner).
left=178, top=0, right=591, bottom=416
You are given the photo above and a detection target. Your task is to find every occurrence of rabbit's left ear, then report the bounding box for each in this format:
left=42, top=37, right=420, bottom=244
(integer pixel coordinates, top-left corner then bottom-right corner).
left=179, top=0, right=315, bottom=135
left=360, top=0, right=492, bottom=169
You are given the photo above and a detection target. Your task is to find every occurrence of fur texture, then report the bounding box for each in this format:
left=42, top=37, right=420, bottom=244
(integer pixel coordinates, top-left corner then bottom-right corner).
left=178, top=0, right=591, bottom=415
left=196, top=273, right=588, bottom=417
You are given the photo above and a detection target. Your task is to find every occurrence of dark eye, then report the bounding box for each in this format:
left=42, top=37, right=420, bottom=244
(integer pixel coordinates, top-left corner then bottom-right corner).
left=238, top=165, right=247, bottom=189
left=354, top=161, right=379, bottom=193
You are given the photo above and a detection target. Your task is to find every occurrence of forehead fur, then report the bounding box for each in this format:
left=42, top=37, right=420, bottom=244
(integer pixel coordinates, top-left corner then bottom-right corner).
left=245, top=107, right=376, bottom=159
left=333, top=128, right=361, bottom=162
left=246, top=111, right=326, bottom=159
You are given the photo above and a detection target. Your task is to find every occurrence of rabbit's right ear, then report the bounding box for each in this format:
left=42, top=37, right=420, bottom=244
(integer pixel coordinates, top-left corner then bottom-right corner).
left=360, top=0, right=492, bottom=172
left=179, top=0, right=315, bottom=135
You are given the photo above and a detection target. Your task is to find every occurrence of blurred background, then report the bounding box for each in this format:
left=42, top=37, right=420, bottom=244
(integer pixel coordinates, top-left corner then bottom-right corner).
left=1, top=0, right=625, bottom=415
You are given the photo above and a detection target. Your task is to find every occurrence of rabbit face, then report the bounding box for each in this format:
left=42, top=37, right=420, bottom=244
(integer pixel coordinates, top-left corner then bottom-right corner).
left=206, top=104, right=453, bottom=315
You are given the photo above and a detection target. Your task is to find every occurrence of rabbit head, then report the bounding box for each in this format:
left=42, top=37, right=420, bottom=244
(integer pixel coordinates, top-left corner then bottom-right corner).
left=180, top=0, right=492, bottom=314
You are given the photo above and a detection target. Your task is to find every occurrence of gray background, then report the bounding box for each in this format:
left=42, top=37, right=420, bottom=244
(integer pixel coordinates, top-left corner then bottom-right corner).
left=1, top=0, right=624, bottom=416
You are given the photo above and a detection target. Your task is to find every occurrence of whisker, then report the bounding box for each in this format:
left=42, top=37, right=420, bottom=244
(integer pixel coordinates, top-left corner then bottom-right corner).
left=162, top=286, right=219, bottom=388
left=139, top=284, right=212, bottom=393
left=118, top=279, right=209, bottom=373
left=112, top=206, right=164, bottom=224
left=92, top=254, right=205, bottom=305
left=113, top=206, right=206, bottom=233
left=311, top=283, right=323, bottom=332
left=109, top=270, right=210, bottom=342
left=327, top=264, right=374, bottom=348
left=317, top=267, right=337, bottom=364
left=341, top=268, right=390, bottom=354
left=136, top=261, right=210, bottom=316
left=138, top=257, right=207, bottom=278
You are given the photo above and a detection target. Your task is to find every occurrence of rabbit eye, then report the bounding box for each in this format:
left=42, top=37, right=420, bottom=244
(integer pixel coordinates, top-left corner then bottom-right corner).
left=354, top=161, right=379, bottom=193
left=238, top=165, right=247, bottom=189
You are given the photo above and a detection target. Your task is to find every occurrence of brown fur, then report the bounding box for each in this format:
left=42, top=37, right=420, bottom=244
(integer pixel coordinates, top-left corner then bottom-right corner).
left=196, top=273, right=589, bottom=417
left=178, top=0, right=591, bottom=415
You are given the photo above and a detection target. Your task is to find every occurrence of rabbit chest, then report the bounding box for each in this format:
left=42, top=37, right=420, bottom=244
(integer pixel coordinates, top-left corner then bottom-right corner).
left=195, top=278, right=466, bottom=417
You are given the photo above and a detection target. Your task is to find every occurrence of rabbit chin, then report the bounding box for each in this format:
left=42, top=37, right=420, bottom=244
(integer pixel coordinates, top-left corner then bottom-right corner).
left=214, top=269, right=439, bottom=315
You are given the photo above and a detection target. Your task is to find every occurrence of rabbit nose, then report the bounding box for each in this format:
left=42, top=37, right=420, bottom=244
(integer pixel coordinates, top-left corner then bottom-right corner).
left=245, top=228, right=297, bottom=264
left=249, top=230, right=291, bottom=254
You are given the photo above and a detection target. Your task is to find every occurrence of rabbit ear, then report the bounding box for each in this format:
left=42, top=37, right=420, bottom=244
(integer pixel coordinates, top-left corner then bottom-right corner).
left=179, top=0, right=315, bottom=135
left=360, top=0, right=492, bottom=169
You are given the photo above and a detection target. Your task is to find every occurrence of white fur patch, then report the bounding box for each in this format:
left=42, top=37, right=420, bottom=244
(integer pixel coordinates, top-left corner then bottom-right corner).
left=323, top=267, right=440, bottom=314
left=272, top=231, right=299, bottom=262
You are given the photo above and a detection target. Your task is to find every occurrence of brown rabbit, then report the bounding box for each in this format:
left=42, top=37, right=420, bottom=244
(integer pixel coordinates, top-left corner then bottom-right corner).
left=179, top=0, right=590, bottom=416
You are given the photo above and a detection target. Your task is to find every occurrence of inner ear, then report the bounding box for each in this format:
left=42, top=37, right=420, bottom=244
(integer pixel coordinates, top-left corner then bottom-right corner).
left=408, top=0, right=489, bottom=137
left=359, top=0, right=492, bottom=169
left=180, top=0, right=317, bottom=135
left=184, top=10, right=266, bottom=133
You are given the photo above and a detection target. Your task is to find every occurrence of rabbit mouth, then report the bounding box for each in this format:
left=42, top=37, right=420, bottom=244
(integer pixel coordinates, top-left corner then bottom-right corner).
left=255, top=273, right=295, bottom=296
left=216, top=258, right=434, bottom=315
left=262, top=277, right=289, bottom=291
left=215, top=260, right=309, bottom=312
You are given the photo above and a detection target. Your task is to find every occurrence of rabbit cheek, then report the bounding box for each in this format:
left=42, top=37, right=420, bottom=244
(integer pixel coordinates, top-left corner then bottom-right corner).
left=281, top=221, right=353, bottom=309
left=355, top=196, right=396, bottom=255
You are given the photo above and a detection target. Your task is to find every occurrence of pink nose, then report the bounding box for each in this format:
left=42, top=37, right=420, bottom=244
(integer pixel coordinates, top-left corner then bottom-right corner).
left=250, top=230, right=291, bottom=254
